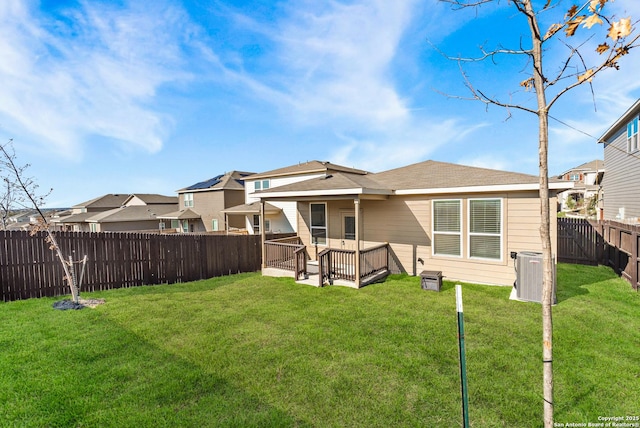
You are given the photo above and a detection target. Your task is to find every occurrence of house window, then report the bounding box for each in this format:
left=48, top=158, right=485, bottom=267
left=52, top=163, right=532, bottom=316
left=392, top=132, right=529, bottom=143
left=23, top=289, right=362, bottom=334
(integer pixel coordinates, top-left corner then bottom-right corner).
left=569, top=173, right=581, bottom=181
left=212, top=219, right=218, bottom=231
left=171, top=219, right=180, bottom=230
left=159, top=221, right=165, bottom=231
left=184, top=193, right=194, bottom=208
left=469, top=199, right=502, bottom=260
left=90, top=223, right=98, bottom=232
left=343, top=215, right=355, bottom=240
left=627, top=117, right=638, bottom=153
left=254, top=180, right=270, bottom=191
left=310, top=203, right=327, bottom=245
left=252, top=215, right=270, bottom=233
left=432, top=200, right=461, bottom=257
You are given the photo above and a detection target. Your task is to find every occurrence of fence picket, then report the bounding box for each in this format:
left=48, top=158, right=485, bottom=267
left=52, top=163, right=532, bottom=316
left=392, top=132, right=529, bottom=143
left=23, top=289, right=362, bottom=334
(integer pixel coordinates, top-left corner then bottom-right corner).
left=1, top=231, right=264, bottom=302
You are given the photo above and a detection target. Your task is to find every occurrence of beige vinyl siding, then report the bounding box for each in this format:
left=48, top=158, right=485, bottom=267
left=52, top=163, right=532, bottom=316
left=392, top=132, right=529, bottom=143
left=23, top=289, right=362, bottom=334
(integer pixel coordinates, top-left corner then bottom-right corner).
left=294, top=191, right=555, bottom=286
left=223, top=191, right=246, bottom=229
left=603, top=128, right=640, bottom=220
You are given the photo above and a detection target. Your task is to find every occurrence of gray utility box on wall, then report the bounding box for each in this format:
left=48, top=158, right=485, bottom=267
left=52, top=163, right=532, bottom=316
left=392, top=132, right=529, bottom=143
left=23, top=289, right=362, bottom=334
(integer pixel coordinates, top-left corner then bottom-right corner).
left=420, top=270, right=442, bottom=291
left=515, top=251, right=557, bottom=304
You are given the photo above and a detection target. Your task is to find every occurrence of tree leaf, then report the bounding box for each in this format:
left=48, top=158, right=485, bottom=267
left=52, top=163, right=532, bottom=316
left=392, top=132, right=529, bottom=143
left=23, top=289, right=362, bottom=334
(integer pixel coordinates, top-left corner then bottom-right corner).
left=520, top=77, right=534, bottom=91
left=582, top=14, right=603, bottom=29
left=608, top=17, right=632, bottom=41
left=589, top=0, right=605, bottom=13
left=596, top=43, right=610, bottom=54
left=565, top=5, right=579, bottom=20
left=578, top=69, right=595, bottom=83
left=544, top=23, right=563, bottom=39
left=565, top=16, right=585, bottom=36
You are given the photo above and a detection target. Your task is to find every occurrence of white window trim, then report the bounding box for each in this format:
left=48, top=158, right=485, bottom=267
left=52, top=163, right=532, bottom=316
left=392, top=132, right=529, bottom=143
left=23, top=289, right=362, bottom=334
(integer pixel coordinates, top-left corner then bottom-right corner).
left=310, top=202, right=328, bottom=246
left=627, top=116, right=639, bottom=153
left=431, top=199, right=462, bottom=258
left=254, top=179, right=270, bottom=191
left=467, top=198, right=503, bottom=262
left=184, top=193, right=194, bottom=208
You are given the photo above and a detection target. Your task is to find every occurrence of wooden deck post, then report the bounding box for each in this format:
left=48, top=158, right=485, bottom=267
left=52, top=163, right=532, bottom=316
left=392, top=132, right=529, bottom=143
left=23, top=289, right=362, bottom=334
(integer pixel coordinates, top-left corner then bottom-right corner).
left=355, top=198, right=361, bottom=287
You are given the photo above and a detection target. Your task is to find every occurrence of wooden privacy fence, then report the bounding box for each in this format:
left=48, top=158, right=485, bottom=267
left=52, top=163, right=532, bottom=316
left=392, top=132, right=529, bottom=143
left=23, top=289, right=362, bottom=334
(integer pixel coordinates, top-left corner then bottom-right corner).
left=557, top=217, right=602, bottom=266
left=592, top=220, right=640, bottom=290
left=0, top=230, right=262, bottom=302
left=556, top=218, right=640, bottom=290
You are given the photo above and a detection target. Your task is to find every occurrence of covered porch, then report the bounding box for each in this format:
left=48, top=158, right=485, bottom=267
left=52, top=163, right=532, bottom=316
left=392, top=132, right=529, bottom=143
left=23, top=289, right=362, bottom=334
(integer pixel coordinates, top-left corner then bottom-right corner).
left=253, top=176, right=394, bottom=287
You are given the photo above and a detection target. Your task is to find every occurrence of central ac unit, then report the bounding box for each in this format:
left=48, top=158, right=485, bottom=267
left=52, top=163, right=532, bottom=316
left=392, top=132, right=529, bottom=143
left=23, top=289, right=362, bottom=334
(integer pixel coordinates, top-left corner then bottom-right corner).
left=515, top=251, right=557, bottom=304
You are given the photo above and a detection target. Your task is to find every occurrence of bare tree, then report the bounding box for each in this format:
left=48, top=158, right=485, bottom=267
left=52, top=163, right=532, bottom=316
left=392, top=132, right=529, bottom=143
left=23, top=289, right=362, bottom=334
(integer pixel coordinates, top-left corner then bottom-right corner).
left=437, top=1, right=638, bottom=426
left=0, top=139, right=81, bottom=303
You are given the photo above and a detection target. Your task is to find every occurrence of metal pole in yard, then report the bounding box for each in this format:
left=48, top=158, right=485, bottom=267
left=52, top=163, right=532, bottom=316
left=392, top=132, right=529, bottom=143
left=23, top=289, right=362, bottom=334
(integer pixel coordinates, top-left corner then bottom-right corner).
left=456, top=284, right=470, bottom=428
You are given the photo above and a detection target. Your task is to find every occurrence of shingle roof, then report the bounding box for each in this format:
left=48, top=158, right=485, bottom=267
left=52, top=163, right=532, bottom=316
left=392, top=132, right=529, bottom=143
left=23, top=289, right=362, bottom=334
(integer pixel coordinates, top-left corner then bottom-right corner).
left=72, top=194, right=129, bottom=209
left=87, top=204, right=178, bottom=223
left=178, top=171, right=254, bottom=193
left=372, top=160, right=540, bottom=190
left=254, top=172, right=390, bottom=194
left=247, top=161, right=368, bottom=180
left=252, top=159, right=571, bottom=197
left=156, top=208, right=202, bottom=220
left=128, top=194, right=178, bottom=205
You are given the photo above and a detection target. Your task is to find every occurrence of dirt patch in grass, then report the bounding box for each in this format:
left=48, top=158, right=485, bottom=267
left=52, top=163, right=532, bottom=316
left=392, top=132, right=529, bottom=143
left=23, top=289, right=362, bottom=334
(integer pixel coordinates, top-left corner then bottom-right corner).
left=53, top=298, right=106, bottom=310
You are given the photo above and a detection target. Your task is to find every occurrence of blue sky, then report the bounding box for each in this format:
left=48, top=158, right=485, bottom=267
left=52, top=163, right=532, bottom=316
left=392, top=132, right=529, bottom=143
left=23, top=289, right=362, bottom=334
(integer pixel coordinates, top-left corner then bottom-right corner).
left=1, top=0, right=639, bottom=208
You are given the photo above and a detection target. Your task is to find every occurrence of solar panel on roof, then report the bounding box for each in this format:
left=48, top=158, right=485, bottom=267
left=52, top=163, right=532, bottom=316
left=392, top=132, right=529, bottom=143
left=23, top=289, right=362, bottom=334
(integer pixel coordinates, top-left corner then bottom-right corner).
left=186, top=174, right=224, bottom=190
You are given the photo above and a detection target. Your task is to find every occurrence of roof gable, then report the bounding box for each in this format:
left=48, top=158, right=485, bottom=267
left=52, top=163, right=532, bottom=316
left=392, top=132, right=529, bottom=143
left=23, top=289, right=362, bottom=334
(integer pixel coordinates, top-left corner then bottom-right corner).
left=247, top=161, right=368, bottom=180
left=599, top=98, right=640, bottom=142
left=72, top=194, right=129, bottom=209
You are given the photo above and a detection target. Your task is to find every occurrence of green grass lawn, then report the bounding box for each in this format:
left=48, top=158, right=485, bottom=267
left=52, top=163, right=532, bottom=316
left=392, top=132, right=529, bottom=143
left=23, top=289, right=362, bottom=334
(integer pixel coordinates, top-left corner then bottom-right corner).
left=0, top=264, right=638, bottom=427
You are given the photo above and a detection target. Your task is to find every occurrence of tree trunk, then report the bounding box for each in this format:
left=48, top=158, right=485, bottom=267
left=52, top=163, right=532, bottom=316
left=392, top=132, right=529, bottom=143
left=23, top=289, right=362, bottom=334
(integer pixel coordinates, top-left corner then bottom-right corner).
left=522, top=1, right=554, bottom=426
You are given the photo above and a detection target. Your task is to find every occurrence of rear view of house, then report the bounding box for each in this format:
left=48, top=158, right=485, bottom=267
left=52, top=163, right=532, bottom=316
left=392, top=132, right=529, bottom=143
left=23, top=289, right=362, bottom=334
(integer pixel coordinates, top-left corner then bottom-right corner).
left=255, top=159, right=570, bottom=287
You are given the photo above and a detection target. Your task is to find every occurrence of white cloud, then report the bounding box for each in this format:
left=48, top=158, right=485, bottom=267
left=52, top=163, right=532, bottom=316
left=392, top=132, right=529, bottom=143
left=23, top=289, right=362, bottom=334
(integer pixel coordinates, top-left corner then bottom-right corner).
left=0, top=0, right=192, bottom=158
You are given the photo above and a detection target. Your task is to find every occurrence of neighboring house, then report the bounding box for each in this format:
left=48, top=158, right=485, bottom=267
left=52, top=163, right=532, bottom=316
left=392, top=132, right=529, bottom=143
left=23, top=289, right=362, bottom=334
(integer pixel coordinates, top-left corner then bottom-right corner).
left=255, top=159, right=571, bottom=287
left=85, top=194, right=178, bottom=232
left=599, top=98, right=640, bottom=222
left=556, top=159, right=604, bottom=217
left=225, top=161, right=369, bottom=234
left=51, top=194, right=130, bottom=232
left=158, top=171, right=253, bottom=233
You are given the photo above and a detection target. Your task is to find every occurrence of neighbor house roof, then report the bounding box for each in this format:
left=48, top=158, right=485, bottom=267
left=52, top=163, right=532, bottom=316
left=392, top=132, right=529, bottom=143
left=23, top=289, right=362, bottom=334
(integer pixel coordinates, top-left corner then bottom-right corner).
left=87, top=204, right=178, bottom=223
left=246, top=161, right=368, bottom=180
left=177, top=171, right=255, bottom=193
left=52, top=211, right=99, bottom=224
left=72, top=194, right=129, bottom=210
left=124, top=194, right=178, bottom=205
left=599, top=98, right=640, bottom=142
left=156, top=208, right=202, bottom=220
left=558, top=160, right=604, bottom=176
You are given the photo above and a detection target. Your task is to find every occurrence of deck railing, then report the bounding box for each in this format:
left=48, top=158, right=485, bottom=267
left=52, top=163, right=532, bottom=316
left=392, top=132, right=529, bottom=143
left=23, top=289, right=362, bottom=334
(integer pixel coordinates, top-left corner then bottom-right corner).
left=318, top=248, right=356, bottom=286
left=318, top=243, right=389, bottom=287
left=360, top=243, right=389, bottom=279
left=264, top=237, right=307, bottom=280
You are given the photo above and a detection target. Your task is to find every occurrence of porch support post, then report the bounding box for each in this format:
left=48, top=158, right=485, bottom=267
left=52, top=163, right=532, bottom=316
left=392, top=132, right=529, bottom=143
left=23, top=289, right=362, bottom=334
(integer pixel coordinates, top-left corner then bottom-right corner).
left=355, top=197, right=361, bottom=287
left=224, top=213, right=229, bottom=235
left=260, top=200, right=266, bottom=270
